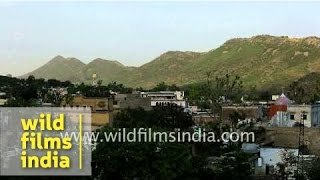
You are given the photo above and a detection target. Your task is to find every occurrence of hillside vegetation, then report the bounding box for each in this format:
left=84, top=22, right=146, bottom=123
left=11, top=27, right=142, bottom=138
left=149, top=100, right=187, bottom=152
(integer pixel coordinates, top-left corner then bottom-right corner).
left=24, top=35, right=320, bottom=89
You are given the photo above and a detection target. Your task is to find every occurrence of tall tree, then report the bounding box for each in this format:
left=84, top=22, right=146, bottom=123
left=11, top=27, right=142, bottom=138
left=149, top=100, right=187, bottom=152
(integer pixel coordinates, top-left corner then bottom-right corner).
left=201, top=72, right=243, bottom=124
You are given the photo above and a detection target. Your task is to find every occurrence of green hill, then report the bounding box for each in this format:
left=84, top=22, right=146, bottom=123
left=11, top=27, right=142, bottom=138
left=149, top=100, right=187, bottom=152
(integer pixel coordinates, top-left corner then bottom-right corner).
left=24, top=55, right=86, bottom=81
left=24, top=35, right=320, bottom=89
left=72, top=58, right=135, bottom=84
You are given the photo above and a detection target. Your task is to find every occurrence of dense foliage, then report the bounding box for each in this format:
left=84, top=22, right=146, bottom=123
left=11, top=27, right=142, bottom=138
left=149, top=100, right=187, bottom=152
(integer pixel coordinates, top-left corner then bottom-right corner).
left=93, top=106, right=253, bottom=180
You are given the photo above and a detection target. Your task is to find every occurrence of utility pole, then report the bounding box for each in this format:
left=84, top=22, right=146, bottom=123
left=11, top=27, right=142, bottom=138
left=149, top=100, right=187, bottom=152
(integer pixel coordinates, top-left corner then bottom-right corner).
left=298, top=111, right=306, bottom=179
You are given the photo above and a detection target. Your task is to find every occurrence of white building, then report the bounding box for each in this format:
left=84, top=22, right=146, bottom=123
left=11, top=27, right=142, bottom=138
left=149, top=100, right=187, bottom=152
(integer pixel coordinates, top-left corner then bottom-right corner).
left=260, top=147, right=298, bottom=166
left=140, top=91, right=187, bottom=108
left=270, top=105, right=312, bottom=127
left=257, top=147, right=298, bottom=175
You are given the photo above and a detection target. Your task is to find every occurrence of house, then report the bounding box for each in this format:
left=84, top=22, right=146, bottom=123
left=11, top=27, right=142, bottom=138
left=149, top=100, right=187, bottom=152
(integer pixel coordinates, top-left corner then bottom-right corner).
left=140, top=91, right=187, bottom=108
left=61, top=95, right=114, bottom=130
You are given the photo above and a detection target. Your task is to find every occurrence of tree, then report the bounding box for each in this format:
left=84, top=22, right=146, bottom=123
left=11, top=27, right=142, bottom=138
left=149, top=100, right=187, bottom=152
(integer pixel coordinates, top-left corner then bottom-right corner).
left=201, top=72, right=243, bottom=125
left=152, top=82, right=169, bottom=91
left=113, top=106, right=193, bottom=130
left=212, top=151, right=253, bottom=180
left=306, top=157, right=320, bottom=180
left=97, top=80, right=103, bottom=87
left=92, top=106, right=205, bottom=179
left=275, top=149, right=297, bottom=180
left=229, top=111, right=246, bottom=129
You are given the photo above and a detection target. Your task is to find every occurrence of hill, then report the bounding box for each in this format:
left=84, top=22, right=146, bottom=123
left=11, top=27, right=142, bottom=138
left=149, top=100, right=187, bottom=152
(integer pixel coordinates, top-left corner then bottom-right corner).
left=72, top=58, right=135, bottom=84
left=23, top=55, right=86, bottom=81
left=23, top=35, right=320, bottom=89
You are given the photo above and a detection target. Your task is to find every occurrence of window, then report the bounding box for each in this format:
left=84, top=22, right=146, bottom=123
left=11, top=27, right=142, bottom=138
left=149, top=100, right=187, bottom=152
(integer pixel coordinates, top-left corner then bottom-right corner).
left=290, top=114, right=295, bottom=120
left=303, top=114, right=307, bottom=120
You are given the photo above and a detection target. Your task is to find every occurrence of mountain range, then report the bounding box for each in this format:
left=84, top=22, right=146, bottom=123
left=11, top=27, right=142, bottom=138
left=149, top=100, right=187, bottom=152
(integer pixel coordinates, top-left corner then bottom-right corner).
left=24, top=35, right=320, bottom=89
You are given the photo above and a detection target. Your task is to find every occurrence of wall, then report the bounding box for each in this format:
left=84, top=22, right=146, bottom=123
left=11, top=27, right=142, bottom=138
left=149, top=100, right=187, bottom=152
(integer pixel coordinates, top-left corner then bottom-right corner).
left=222, top=106, right=260, bottom=121
left=61, top=95, right=113, bottom=129
left=92, top=112, right=112, bottom=126
left=119, top=95, right=152, bottom=111
left=265, top=127, right=320, bottom=155
left=268, top=105, right=287, bottom=119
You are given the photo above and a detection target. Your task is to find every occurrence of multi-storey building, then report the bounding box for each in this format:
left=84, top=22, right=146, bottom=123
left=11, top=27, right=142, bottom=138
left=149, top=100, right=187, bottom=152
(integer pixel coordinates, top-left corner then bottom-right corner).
left=140, top=91, right=187, bottom=108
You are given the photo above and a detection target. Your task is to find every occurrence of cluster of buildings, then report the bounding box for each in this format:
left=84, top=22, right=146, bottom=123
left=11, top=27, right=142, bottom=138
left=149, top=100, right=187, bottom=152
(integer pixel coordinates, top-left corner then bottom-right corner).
left=58, top=90, right=188, bottom=130
left=2, top=84, right=320, bottom=178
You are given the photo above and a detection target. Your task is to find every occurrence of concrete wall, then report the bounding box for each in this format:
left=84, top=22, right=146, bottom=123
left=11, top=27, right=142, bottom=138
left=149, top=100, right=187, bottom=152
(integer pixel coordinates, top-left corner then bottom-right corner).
left=114, top=93, right=152, bottom=111
left=265, top=127, right=320, bottom=155
left=222, top=106, right=260, bottom=121
left=92, top=112, right=112, bottom=126
left=119, top=96, right=152, bottom=111
left=62, top=95, right=113, bottom=111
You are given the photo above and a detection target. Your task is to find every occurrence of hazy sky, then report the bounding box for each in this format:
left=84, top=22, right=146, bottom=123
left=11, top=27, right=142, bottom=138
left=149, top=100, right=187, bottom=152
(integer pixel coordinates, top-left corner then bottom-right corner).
left=1, top=1, right=320, bottom=76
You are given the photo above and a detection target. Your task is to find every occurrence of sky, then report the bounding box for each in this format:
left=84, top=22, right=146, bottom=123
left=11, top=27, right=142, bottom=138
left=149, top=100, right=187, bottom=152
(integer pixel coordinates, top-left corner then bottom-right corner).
left=0, top=1, right=320, bottom=76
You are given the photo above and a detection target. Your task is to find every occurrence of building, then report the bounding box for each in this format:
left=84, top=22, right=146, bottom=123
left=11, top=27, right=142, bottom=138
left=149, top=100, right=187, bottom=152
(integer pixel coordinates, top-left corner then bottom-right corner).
left=268, top=105, right=287, bottom=119
left=61, top=95, right=113, bottom=130
left=140, top=91, right=187, bottom=108
left=269, top=104, right=311, bottom=127
left=256, top=147, right=298, bottom=176
left=113, top=93, right=152, bottom=111
left=271, top=95, right=280, bottom=101
left=266, top=93, right=312, bottom=127
left=270, top=111, right=292, bottom=127
left=287, top=105, right=311, bottom=127
left=268, top=93, right=291, bottom=119
left=311, top=103, right=320, bottom=127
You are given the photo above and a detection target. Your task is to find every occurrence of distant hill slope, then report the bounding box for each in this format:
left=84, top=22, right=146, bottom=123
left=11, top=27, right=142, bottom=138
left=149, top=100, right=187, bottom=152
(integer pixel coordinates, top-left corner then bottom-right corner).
left=128, top=51, right=205, bottom=87
left=76, top=58, right=136, bottom=84
left=23, top=55, right=86, bottom=81
left=24, top=35, right=320, bottom=89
